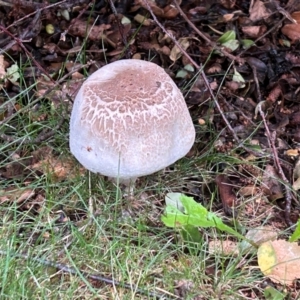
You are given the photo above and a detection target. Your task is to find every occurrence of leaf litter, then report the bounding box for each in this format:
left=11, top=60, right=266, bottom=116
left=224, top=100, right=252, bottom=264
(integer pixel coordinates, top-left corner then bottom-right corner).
left=1, top=0, right=300, bottom=298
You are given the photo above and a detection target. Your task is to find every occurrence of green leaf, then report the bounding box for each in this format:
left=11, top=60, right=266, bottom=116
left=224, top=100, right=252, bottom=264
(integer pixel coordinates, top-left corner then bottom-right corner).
left=289, top=219, right=300, bottom=242
left=161, top=193, right=245, bottom=240
left=184, top=64, right=194, bottom=72
left=232, top=68, right=245, bottom=88
left=175, top=69, right=188, bottom=78
left=241, top=39, right=255, bottom=49
left=161, top=204, right=212, bottom=227
left=221, top=40, right=239, bottom=51
left=217, top=30, right=236, bottom=44
left=281, top=39, right=291, bottom=47
left=264, top=286, right=286, bottom=300
left=181, top=225, right=202, bottom=244
left=6, top=64, right=20, bottom=82
left=165, top=192, right=185, bottom=212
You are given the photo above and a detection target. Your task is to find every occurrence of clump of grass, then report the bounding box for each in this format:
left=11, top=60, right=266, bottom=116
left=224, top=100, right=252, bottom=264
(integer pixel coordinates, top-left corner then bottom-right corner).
left=0, top=33, right=272, bottom=300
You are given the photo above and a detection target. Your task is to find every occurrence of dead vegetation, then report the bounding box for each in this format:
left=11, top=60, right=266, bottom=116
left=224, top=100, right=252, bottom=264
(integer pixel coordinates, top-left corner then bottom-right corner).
left=1, top=0, right=300, bottom=298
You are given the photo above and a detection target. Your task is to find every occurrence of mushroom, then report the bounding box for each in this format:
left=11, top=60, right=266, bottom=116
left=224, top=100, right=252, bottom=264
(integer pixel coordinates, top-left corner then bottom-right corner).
left=69, top=59, right=195, bottom=185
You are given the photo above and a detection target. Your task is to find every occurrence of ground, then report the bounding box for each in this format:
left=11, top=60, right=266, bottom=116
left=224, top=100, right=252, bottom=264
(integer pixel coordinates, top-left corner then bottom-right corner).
left=1, top=0, right=300, bottom=299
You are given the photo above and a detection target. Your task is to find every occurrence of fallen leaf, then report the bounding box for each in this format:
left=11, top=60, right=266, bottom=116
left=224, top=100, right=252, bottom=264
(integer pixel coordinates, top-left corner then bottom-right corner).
left=31, top=156, right=85, bottom=182
left=163, top=5, right=179, bottom=19
left=261, top=165, right=284, bottom=201
left=241, top=25, right=267, bottom=38
left=240, top=226, right=278, bottom=253
left=6, top=64, right=20, bottom=83
left=69, top=19, right=111, bottom=41
left=285, top=149, right=299, bottom=157
left=169, top=37, right=190, bottom=62
left=281, top=24, right=300, bottom=43
left=293, top=158, right=300, bottom=191
left=238, top=185, right=257, bottom=196
left=291, top=11, right=300, bottom=23
left=220, top=0, right=236, bottom=9
left=0, top=188, right=35, bottom=204
left=215, top=174, right=236, bottom=215
left=208, top=240, right=239, bottom=256
left=258, top=240, right=300, bottom=285
left=249, top=0, right=272, bottom=22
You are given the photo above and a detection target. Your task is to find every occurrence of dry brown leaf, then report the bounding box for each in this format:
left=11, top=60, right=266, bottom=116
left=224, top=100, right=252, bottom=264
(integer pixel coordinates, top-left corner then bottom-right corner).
left=206, top=63, right=222, bottom=74
left=31, top=156, right=85, bottom=182
left=0, top=188, right=35, bottom=204
left=225, top=80, right=240, bottom=91
left=36, top=76, right=82, bottom=107
left=134, top=14, right=152, bottom=26
left=188, top=6, right=207, bottom=16
left=281, top=24, right=300, bottom=43
left=215, top=174, right=236, bottom=215
left=169, top=37, right=190, bottom=62
left=238, top=185, right=257, bottom=196
left=208, top=240, right=239, bottom=256
left=210, top=80, right=218, bottom=91
left=266, top=84, right=282, bottom=103
left=249, top=0, right=272, bottom=22
left=261, top=165, right=284, bottom=201
left=69, top=19, right=111, bottom=41
left=291, top=11, right=300, bottom=23
left=241, top=25, right=267, bottom=38
left=163, top=5, right=179, bottom=19
left=135, top=0, right=164, bottom=17
left=285, top=149, right=299, bottom=157
left=220, top=0, right=236, bottom=9
left=160, top=46, right=170, bottom=56
left=222, top=13, right=235, bottom=22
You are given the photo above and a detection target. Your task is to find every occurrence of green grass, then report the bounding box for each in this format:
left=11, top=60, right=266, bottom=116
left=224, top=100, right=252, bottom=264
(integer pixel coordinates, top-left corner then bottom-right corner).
left=0, top=128, right=266, bottom=300
left=0, top=49, right=269, bottom=300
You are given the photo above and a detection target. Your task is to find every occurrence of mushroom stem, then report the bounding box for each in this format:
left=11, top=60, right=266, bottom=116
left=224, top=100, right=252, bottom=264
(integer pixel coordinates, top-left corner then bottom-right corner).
left=109, top=177, right=137, bottom=197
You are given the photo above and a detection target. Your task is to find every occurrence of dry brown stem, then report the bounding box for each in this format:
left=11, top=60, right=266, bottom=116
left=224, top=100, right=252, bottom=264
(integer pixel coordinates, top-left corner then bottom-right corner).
left=172, top=0, right=243, bottom=64
left=143, top=0, right=264, bottom=159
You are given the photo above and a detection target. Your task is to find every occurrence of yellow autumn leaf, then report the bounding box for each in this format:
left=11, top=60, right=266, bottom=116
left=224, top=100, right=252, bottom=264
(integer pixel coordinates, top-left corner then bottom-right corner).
left=258, top=240, right=300, bottom=285
left=257, top=241, right=277, bottom=275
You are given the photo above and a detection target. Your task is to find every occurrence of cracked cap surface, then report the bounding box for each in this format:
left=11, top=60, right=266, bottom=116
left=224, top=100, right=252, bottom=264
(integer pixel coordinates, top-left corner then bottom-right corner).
left=70, top=59, right=195, bottom=180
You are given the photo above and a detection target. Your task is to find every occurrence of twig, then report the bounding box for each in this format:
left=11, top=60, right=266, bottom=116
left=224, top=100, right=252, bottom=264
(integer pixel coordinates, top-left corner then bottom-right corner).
left=0, top=9, right=42, bottom=54
left=144, top=0, right=265, bottom=158
left=0, top=22, right=55, bottom=84
left=172, top=0, right=243, bottom=64
left=2, top=0, right=68, bottom=30
left=252, top=67, right=263, bottom=102
left=143, top=0, right=199, bottom=69
left=251, top=52, right=294, bottom=227
left=107, top=0, right=129, bottom=58
left=0, top=249, right=177, bottom=299
left=58, top=1, right=91, bottom=45
left=257, top=105, right=294, bottom=227
left=239, top=16, right=285, bottom=57
left=0, top=0, right=46, bottom=9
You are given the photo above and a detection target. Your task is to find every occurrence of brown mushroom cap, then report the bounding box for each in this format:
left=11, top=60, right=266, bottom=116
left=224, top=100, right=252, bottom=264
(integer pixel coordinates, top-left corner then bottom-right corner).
left=70, top=59, right=195, bottom=180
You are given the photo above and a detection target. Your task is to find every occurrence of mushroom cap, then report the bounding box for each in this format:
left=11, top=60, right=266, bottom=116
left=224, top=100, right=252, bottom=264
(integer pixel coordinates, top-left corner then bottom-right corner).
left=70, top=59, right=195, bottom=180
